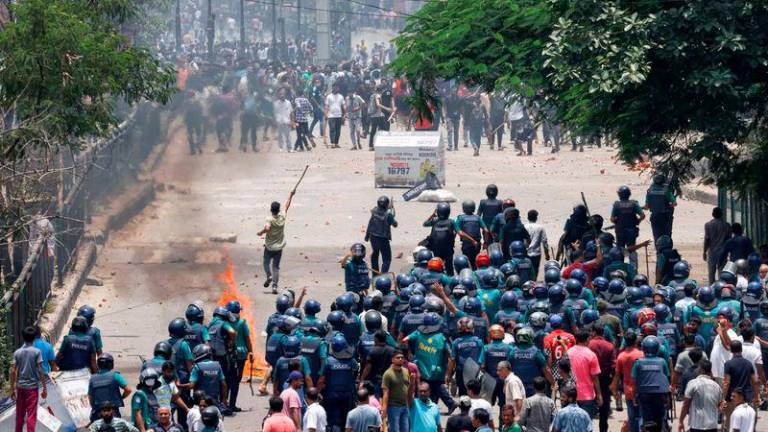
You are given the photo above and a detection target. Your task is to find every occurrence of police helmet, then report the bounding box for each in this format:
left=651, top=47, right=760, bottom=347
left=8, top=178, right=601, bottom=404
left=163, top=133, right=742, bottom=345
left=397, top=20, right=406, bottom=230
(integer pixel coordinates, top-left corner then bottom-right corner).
left=735, top=259, right=749, bottom=275
left=653, top=303, right=671, bottom=323
left=570, top=268, right=588, bottom=286
left=193, top=344, right=213, bottom=362
left=71, top=316, right=89, bottom=333
left=427, top=257, right=445, bottom=273
left=565, top=278, right=583, bottom=296
left=710, top=281, right=725, bottom=299
left=226, top=300, right=242, bottom=315
left=515, top=327, right=534, bottom=345
left=641, top=335, right=660, bottom=355
left=330, top=334, right=354, bottom=359
left=580, top=309, right=599, bottom=326
left=488, top=249, right=504, bottom=269
left=499, top=263, right=515, bottom=279
left=549, top=314, right=564, bottom=329
left=279, top=316, right=301, bottom=334
left=336, top=293, right=354, bottom=312
left=154, top=341, right=173, bottom=360
left=201, top=406, right=220, bottom=427
left=544, top=268, right=561, bottom=285
left=462, top=200, right=476, bottom=214
left=408, top=282, right=426, bottom=297
left=505, top=275, right=522, bottom=291
left=185, top=304, right=205, bottom=323
left=617, top=186, right=631, bottom=200
left=416, top=249, right=434, bottom=266
left=458, top=317, right=475, bottom=334
left=533, top=283, right=549, bottom=300
left=168, top=317, right=189, bottom=338
left=489, top=324, right=505, bottom=340
left=481, top=272, right=499, bottom=289
left=377, top=196, right=390, bottom=209
left=548, top=285, right=566, bottom=304
left=607, top=247, right=624, bottom=263
left=639, top=285, right=654, bottom=305
left=745, top=282, right=764, bottom=302
left=327, top=310, right=345, bottom=331
left=501, top=291, right=518, bottom=310
left=276, top=294, right=292, bottom=313
left=425, top=296, right=445, bottom=314
left=640, top=322, right=657, bottom=336
left=655, top=235, right=673, bottom=251
left=409, top=294, right=426, bottom=312
left=351, top=243, right=366, bottom=259
left=716, top=306, right=735, bottom=322
left=673, top=261, right=690, bottom=279
left=486, top=184, right=499, bottom=198
left=632, top=274, right=649, bottom=288
left=452, top=284, right=468, bottom=300
left=77, top=305, right=96, bottom=326
left=653, top=173, right=667, bottom=185
left=97, top=353, right=114, bottom=371
left=627, top=287, right=644, bottom=306
left=213, top=306, right=234, bottom=323
left=593, top=277, right=609, bottom=294
left=139, top=367, right=161, bottom=390
left=760, top=301, right=768, bottom=317
left=459, top=276, right=477, bottom=293
left=748, top=253, right=761, bottom=273
left=543, top=260, right=561, bottom=272
left=304, top=299, right=322, bottom=316
left=697, top=286, right=716, bottom=307
left=509, top=241, right=526, bottom=258
left=396, top=273, right=416, bottom=289
left=282, top=335, right=301, bottom=357
left=285, top=307, right=304, bottom=320
left=719, top=271, right=737, bottom=286
left=529, top=311, right=549, bottom=329
left=364, top=310, right=383, bottom=332
left=654, top=286, right=676, bottom=306
left=475, top=253, right=491, bottom=268
left=453, top=255, right=470, bottom=273
left=436, top=202, right=451, bottom=219
left=420, top=312, right=443, bottom=334
left=531, top=301, right=550, bottom=314
left=464, top=297, right=483, bottom=315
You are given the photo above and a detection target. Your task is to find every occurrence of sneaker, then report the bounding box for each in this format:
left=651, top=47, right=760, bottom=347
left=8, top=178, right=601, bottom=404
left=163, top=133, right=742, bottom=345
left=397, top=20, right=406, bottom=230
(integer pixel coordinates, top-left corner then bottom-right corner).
left=263, top=277, right=272, bottom=288
left=231, top=407, right=243, bottom=413
left=473, top=149, right=479, bottom=156
left=271, top=286, right=278, bottom=294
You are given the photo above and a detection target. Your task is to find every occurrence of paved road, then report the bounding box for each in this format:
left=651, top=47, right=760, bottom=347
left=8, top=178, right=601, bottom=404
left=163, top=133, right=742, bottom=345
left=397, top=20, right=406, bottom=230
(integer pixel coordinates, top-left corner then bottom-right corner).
left=60, top=118, right=734, bottom=430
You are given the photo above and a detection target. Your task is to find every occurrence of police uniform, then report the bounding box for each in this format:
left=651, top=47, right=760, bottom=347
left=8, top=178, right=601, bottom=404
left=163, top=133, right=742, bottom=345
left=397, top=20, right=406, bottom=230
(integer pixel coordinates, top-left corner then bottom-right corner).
left=321, top=356, right=359, bottom=431
left=344, top=259, right=371, bottom=294
left=450, top=334, right=485, bottom=395
left=208, top=316, right=236, bottom=405
left=455, top=214, right=486, bottom=268
left=89, top=370, right=128, bottom=420
left=365, top=206, right=397, bottom=273
left=300, top=334, right=328, bottom=385
left=631, top=355, right=670, bottom=428
left=58, top=332, right=96, bottom=371
left=484, top=340, right=513, bottom=406
left=424, top=216, right=457, bottom=275
left=645, top=183, right=676, bottom=241
left=191, top=360, right=226, bottom=403
left=508, top=344, right=547, bottom=397
left=611, top=199, right=642, bottom=268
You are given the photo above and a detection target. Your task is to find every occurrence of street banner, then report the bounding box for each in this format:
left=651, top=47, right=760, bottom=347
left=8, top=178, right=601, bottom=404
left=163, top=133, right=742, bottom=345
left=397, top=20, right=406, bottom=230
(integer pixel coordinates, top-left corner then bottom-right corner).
left=374, top=131, right=445, bottom=188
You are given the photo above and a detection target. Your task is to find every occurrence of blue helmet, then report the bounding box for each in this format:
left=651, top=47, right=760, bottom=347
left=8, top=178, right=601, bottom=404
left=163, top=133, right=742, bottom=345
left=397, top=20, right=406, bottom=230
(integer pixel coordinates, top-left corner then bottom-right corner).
left=499, top=263, right=515, bottom=278
left=399, top=286, right=413, bottom=302
left=185, top=304, right=204, bottom=323
left=416, top=249, right=434, bottom=266
left=710, top=281, right=725, bottom=299
left=481, top=272, right=500, bottom=289
left=279, top=316, right=301, bottom=334
left=327, top=311, right=345, bottom=331
left=593, top=277, right=609, bottom=294
left=570, top=268, right=588, bottom=286
left=533, top=283, right=549, bottom=300
left=544, top=268, right=561, bottom=285
left=436, top=202, right=451, bottom=219
left=374, top=276, right=392, bottom=294
left=505, top=275, right=522, bottom=290
left=549, top=314, right=564, bottom=329
left=453, top=255, right=470, bottom=273
left=653, top=286, right=676, bottom=306
left=304, top=299, right=322, bottom=316
left=282, top=335, right=301, bottom=357
left=168, top=317, right=189, bottom=338
left=489, top=248, right=505, bottom=267
left=459, top=276, right=477, bottom=292
left=632, top=274, right=649, bottom=288
left=330, top=334, right=353, bottom=359
left=639, top=285, right=654, bottom=305
left=653, top=303, right=671, bottom=323
left=655, top=235, right=673, bottom=251
left=717, top=306, right=735, bottom=322
left=673, top=261, right=690, bottom=279
left=420, top=312, right=443, bottom=333
left=409, top=295, right=426, bottom=312
left=748, top=252, right=761, bottom=273
left=565, top=278, right=583, bottom=296
left=276, top=294, right=292, bottom=313
left=548, top=285, right=566, bottom=304
left=501, top=291, right=518, bottom=310
left=608, top=279, right=626, bottom=295
left=396, top=273, right=416, bottom=289
left=745, top=282, right=764, bottom=302
left=584, top=240, right=598, bottom=261
left=464, top=297, right=483, bottom=315
left=719, top=271, right=737, bottom=286
left=697, top=286, right=716, bottom=307
left=617, top=186, right=631, bottom=200
left=641, top=335, right=661, bottom=356
left=226, top=300, right=242, bottom=314
left=580, top=309, right=599, bottom=326
left=607, top=247, right=624, bottom=263
left=626, top=287, right=644, bottom=305
left=285, top=307, right=303, bottom=320
left=213, top=306, right=233, bottom=322
left=509, top=241, right=526, bottom=258
left=529, top=311, right=549, bottom=328
left=336, top=293, right=354, bottom=312
left=77, top=305, right=96, bottom=326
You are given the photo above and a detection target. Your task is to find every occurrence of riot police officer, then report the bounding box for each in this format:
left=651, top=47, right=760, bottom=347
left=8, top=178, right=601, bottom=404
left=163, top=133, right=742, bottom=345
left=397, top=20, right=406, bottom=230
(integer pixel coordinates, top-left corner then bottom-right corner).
left=423, top=202, right=457, bottom=275
left=342, top=243, right=371, bottom=295
left=447, top=317, right=485, bottom=396
left=76, top=305, right=103, bottom=356
left=611, top=186, right=645, bottom=269
left=359, top=310, right=396, bottom=369
left=374, top=276, right=399, bottom=323
left=632, top=336, right=670, bottom=430
left=563, top=279, right=590, bottom=324
left=398, top=294, right=427, bottom=341
left=478, top=184, right=503, bottom=229
left=300, top=319, right=328, bottom=387
left=494, top=291, right=523, bottom=326
left=226, top=300, right=253, bottom=412
left=337, top=293, right=363, bottom=345
left=509, top=241, right=534, bottom=284
left=320, top=334, right=359, bottom=432
left=644, top=173, right=676, bottom=241
left=508, top=327, right=549, bottom=397
left=184, top=303, right=209, bottom=351
left=88, top=353, right=132, bottom=421
left=484, top=325, right=514, bottom=407
left=365, top=196, right=398, bottom=273
left=272, top=335, right=312, bottom=393
left=56, top=316, right=97, bottom=372
left=143, top=341, right=173, bottom=373
left=456, top=200, right=488, bottom=269
left=208, top=307, right=237, bottom=407
left=267, top=294, right=293, bottom=337
left=189, top=345, right=229, bottom=415
left=132, top=368, right=162, bottom=430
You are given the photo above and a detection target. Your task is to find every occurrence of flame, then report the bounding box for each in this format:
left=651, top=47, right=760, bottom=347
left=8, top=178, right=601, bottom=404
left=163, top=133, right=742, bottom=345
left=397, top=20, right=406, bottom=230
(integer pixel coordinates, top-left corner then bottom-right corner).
left=217, top=258, right=269, bottom=380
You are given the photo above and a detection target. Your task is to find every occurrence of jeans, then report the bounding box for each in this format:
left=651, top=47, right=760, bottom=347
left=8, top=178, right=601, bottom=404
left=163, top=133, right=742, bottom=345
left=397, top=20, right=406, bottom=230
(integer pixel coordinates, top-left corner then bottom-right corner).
left=328, top=117, right=342, bottom=145
left=427, top=379, right=455, bottom=410
left=369, top=236, right=392, bottom=273
left=15, top=387, right=38, bottom=432
left=577, top=400, right=598, bottom=419
left=387, top=406, right=410, bottom=432
left=626, top=399, right=640, bottom=432
left=263, top=249, right=282, bottom=288
left=277, top=123, right=291, bottom=151
left=240, top=112, right=258, bottom=150
left=310, top=108, right=325, bottom=137
left=469, top=127, right=482, bottom=151
left=349, top=117, right=363, bottom=148
left=187, top=121, right=204, bottom=154
left=294, top=121, right=310, bottom=151
left=446, top=117, right=460, bottom=149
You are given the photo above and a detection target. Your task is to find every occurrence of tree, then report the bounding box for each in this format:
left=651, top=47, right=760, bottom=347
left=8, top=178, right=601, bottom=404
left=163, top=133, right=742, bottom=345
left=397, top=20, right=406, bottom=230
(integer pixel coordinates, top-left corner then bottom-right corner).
left=392, top=0, right=768, bottom=197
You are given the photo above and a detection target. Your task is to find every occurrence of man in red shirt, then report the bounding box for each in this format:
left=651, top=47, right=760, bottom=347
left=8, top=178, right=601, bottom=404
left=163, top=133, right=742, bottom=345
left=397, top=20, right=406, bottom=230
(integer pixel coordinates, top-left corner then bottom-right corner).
left=588, top=326, right=616, bottom=432
left=543, top=315, right=576, bottom=386
left=611, top=332, right=644, bottom=432
left=561, top=246, right=603, bottom=288
left=566, top=330, right=602, bottom=419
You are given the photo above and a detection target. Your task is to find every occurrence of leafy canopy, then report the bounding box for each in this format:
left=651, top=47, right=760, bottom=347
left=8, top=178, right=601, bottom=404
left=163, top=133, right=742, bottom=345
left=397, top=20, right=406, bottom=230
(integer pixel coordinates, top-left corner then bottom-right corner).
left=391, top=0, right=768, bottom=196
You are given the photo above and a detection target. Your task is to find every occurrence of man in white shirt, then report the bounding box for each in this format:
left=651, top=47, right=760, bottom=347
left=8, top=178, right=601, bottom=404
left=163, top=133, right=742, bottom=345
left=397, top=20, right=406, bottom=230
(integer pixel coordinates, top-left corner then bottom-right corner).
left=710, top=318, right=737, bottom=382
left=324, top=84, right=345, bottom=148
left=273, top=88, right=293, bottom=152
left=523, top=210, right=550, bottom=279
left=467, top=378, right=495, bottom=430
left=729, top=388, right=755, bottom=432
left=497, top=361, right=525, bottom=414
left=303, top=387, right=327, bottom=432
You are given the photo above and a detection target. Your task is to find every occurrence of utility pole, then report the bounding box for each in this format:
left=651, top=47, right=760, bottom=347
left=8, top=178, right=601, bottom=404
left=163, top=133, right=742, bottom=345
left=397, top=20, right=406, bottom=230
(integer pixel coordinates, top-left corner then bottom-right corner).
left=206, top=0, right=215, bottom=60
left=271, top=0, right=277, bottom=64
left=239, top=0, right=246, bottom=53
left=296, top=0, right=303, bottom=62
left=175, top=0, right=181, bottom=53
left=316, top=0, right=330, bottom=64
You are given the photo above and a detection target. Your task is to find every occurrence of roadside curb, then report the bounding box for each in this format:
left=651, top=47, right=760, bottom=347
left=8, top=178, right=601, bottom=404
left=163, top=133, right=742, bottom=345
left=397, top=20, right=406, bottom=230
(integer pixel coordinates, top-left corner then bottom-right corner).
left=682, top=186, right=717, bottom=206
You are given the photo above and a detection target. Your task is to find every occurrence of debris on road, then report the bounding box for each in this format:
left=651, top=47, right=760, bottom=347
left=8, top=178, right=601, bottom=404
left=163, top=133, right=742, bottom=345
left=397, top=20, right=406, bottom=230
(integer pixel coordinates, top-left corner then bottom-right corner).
left=209, top=234, right=238, bottom=243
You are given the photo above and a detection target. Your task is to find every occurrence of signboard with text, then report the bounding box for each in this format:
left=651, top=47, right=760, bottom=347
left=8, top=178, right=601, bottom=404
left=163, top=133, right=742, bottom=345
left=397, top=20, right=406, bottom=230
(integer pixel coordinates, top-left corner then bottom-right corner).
left=374, top=131, right=445, bottom=188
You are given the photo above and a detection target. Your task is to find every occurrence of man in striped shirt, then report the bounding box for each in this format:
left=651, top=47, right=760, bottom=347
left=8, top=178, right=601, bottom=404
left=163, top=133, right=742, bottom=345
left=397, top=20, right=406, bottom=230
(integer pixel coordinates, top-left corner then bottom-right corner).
left=293, top=89, right=313, bottom=152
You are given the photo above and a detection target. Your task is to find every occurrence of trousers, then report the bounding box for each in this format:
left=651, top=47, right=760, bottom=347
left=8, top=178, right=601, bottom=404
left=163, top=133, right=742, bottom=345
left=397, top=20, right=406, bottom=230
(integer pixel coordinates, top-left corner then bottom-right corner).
left=15, top=387, right=39, bottom=432
left=263, top=249, right=283, bottom=288
left=370, top=236, right=392, bottom=273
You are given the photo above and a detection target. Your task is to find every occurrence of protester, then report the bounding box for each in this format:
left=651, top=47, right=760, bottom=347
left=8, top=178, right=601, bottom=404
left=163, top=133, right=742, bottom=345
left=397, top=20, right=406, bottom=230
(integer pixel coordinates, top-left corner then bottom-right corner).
left=566, top=330, right=602, bottom=417
left=409, top=382, right=442, bottom=432
left=519, top=377, right=555, bottom=432
left=11, top=326, right=48, bottom=432
left=303, top=387, right=327, bottom=432
left=552, top=386, right=592, bottom=432
left=264, top=397, right=298, bottom=432
left=345, top=389, right=381, bottom=432
left=679, top=359, right=721, bottom=432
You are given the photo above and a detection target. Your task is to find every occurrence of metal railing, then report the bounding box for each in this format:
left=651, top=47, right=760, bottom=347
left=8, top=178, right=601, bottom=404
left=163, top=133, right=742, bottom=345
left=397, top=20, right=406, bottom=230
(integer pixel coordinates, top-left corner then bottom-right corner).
left=718, top=188, right=768, bottom=248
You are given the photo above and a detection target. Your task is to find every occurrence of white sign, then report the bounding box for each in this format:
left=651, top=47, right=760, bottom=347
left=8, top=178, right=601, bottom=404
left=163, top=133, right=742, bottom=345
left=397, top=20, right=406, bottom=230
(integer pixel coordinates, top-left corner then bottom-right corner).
left=45, top=369, right=92, bottom=431
left=374, top=131, right=445, bottom=188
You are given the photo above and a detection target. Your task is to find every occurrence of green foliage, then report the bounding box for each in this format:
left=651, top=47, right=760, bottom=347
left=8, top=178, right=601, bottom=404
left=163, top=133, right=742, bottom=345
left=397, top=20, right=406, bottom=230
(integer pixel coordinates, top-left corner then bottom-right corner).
left=0, top=0, right=176, bottom=161
left=392, top=0, right=768, bottom=197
